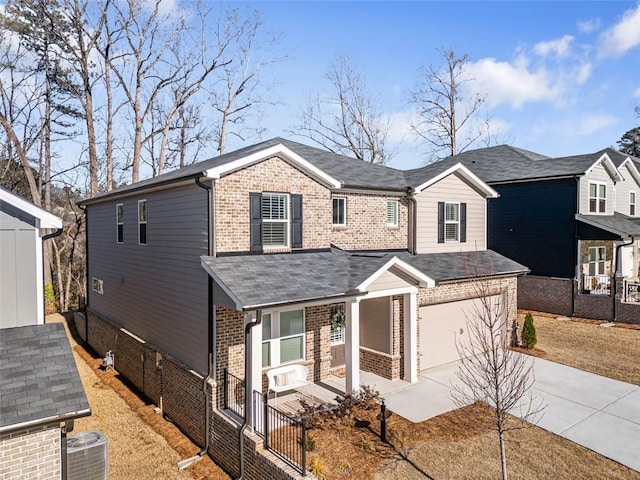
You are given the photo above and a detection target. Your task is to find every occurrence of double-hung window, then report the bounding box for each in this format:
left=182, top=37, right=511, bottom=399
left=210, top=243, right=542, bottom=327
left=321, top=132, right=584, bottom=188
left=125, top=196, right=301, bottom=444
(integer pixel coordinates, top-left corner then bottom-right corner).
left=588, top=246, right=606, bottom=276
left=261, top=193, right=289, bottom=247
left=588, top=182, right=606, bottom=213
left=387, top=199, right=399, bottom=227
left=116, top=204, right=124, bottom=243
left=630, top=191, right=636, bottom=216
left=444, top=202, right=460, bottom=242
left=138, top=200, right=147, bottom=245
left=262, top=309, right=305, bottom=368
left=332, top=197, right=346, bottom=226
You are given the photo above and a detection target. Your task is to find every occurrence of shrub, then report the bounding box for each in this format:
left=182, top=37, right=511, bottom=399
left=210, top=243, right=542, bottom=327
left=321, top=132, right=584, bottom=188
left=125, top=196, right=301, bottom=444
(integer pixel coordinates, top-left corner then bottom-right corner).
left=309, top=458, right=327, bottom=479
left=521, top=313, right=537, bottom=349
left=304, top=434, right=316, bottom=452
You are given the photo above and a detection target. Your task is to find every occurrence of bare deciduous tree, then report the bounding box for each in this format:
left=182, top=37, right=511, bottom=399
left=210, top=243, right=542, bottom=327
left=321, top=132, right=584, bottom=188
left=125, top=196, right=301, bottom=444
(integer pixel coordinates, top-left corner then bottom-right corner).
left=411, top=49, right=487, bottom=160
left=451, top=269, right=542, bottom=480
left=292, top=55, right=395, bottom=165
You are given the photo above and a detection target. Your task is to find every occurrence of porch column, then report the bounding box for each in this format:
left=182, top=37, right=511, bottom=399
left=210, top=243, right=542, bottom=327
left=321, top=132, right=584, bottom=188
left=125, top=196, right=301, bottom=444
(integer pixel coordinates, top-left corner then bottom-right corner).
left=403, top=292, right=418, bottom=383
left=246, top=312, right=263, bottom=407
left=345, top=298, right=360, bottom=393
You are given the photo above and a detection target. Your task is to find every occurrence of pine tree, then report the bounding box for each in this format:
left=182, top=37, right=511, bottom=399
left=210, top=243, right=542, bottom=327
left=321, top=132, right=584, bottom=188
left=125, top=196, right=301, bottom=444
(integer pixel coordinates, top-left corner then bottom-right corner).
left=521, top=313, right=537, bottom=349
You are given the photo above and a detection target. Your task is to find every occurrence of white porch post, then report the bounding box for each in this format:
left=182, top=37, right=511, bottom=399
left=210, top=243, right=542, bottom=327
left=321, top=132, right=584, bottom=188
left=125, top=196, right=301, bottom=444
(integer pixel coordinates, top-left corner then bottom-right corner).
left=247, top=312, right=263, bottom=399
left=403, top=292, right=418, bottom=383
left=345, top=298, right=360, bottom=393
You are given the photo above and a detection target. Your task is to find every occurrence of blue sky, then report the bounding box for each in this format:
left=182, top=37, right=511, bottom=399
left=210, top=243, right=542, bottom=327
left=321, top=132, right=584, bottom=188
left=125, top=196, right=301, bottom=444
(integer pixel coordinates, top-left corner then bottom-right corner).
left=231, top=1, right=640, bottom=170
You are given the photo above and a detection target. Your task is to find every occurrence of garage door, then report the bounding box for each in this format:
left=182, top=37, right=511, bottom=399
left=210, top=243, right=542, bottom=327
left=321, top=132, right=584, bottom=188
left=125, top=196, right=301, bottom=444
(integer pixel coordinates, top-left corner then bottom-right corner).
left=418, top=295, right=502, bottom=370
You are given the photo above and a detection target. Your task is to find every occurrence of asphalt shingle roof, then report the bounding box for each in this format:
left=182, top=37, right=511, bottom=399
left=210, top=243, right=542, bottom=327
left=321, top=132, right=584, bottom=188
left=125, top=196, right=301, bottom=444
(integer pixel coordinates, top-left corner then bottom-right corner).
left=0, top=323, right=90, bottom=432
left=202, top=248, right=528, bottom=309
left=576, top=213, right=640, bottom=238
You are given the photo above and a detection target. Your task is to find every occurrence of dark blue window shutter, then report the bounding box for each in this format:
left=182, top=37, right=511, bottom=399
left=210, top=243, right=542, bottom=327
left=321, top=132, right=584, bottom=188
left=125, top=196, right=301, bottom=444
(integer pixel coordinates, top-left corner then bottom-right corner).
left=437, top=202, right=445, bottom=243
left=291, top=194, right=303, bottom=249
left=250, top=193, right=262, bottom=252
left=460, top=203, right=467, bottom=243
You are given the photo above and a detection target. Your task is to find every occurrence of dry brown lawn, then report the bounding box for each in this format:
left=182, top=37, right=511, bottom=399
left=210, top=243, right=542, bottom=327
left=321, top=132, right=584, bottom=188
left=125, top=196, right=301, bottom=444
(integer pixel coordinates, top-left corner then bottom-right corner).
left=517, top=311, right=640, bottom=385
left=48, top=314, right=229, bottom=480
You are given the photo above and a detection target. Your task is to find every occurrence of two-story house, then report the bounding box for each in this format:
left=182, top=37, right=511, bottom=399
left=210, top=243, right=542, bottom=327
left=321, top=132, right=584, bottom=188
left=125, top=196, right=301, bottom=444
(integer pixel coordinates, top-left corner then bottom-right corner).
left=78, top=138, right=527, bottom=478
left=412, top=146, right=640, bottom=322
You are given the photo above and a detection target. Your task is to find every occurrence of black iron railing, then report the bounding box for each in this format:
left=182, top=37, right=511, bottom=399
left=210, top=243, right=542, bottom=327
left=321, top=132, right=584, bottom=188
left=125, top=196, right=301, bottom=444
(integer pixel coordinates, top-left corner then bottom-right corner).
left=581, top=274, right=611, bottom=295
left=252, top=390, right=306, bottom=475
left=222, top=368, right=245, bottom=419
left=624, top=280, right=640, bottom=303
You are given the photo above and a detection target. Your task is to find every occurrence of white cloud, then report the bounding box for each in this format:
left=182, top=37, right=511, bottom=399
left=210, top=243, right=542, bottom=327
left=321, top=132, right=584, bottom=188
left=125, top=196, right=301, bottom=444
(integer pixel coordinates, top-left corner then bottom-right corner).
left=384, top=109, right=423, bottom=144
left=634, top=86, right=640, bottom=98
left=598, top=4, right=640, bottom=58
left=533, top=35, right=574, bottom=58
left=577, top=18, right=601, bottom=34
left=564, top=113, right=618, bottom=136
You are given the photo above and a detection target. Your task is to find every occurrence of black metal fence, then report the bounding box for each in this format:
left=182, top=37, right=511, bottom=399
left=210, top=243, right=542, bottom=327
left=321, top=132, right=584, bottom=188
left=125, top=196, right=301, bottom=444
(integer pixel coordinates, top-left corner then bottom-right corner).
left=222, top=368, right=245, bottom=419
left=252, top=390, right=306, bottom=475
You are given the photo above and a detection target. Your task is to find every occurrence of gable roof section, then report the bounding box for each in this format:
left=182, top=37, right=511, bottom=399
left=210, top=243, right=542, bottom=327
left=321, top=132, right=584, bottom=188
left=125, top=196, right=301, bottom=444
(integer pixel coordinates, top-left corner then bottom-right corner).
left=617, top=156, right=640, bottom=186
left=576, top=213, right=640, bottom=239
left=412, top=162, right=498, bottom=198
left=0, top=323, right=90, bottom=433
left=0, top=187, right=63, bottom=229
left=201, top=248, right=527, bottom=311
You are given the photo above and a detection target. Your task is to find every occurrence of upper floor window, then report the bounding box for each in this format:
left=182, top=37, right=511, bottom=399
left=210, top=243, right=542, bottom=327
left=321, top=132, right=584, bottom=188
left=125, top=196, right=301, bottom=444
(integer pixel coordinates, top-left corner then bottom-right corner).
left=387, top=199, right=398, bottom=227
left=250, top=193, right=302, bottom=251
left=630, top=191, right=636, bottom=216
left=332, top=197, right=346, bottom=226
left=116, top=204, right=124, bottom=243
left=138, top=200, right=147, bottom=245
left=445, top=202, right=460, bottom=242
left=438, top=202, right=467, bottom=244
left=588, top=182, right=606, bottom=213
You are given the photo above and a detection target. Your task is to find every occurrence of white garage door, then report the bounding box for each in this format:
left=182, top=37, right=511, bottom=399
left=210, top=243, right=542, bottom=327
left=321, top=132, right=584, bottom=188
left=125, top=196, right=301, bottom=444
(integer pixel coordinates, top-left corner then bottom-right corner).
left=418, top=295, right=502, bottom=370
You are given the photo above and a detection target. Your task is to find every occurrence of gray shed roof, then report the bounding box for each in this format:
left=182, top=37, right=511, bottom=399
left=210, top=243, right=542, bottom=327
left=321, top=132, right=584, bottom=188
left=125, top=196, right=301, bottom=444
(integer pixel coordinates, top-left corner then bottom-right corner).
left=576, top=213, right=640, bottom=238
left=201, top=248, right=528, bottom=310
left=0, top=323, right=91, bottom=433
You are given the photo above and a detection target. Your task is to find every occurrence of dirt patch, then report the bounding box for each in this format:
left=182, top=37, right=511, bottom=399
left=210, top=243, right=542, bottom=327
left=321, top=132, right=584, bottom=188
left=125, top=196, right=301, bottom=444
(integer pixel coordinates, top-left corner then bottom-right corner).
left=517, top=312, right=640, bottom=385
left=48, top=314, right=229, bottom=480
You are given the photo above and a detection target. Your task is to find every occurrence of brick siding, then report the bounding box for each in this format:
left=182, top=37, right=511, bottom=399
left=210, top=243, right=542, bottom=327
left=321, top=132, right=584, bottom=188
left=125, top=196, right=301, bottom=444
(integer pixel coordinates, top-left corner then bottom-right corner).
left=0, top=425, right=60, bottom=480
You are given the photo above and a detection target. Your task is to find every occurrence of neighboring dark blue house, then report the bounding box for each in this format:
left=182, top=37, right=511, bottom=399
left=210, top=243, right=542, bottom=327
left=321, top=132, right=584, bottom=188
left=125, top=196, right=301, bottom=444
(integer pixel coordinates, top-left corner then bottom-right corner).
left=410, top=146, right=640, bottom=321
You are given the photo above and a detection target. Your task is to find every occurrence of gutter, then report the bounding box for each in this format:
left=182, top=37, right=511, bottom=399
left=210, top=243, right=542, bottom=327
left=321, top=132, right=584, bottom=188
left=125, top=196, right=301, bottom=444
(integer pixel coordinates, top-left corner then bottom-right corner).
left=0, top=408, right=91, bottom=436
left=613, top=236, right=634, bottom=322
left=178, top=175, right=215, bottom=470
left=236, top=310, right=262, bottom=480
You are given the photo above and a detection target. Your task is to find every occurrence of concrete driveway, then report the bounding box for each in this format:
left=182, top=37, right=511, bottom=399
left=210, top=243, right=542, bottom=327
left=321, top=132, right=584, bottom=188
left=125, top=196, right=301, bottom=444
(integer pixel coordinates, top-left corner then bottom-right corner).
left=384, top=355, right=640, bottom=473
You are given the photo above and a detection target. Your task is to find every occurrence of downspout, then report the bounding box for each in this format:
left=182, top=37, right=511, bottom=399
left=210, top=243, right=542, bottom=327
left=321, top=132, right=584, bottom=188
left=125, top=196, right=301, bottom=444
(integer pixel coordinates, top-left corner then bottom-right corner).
left=613, top=236, right=634, bottom=322
left=572, top=176, right=580, bottom=317
left=406, top=187, right=417, bottom=255
left=78, top=204, right=89, bottom=341
left=236, top=310, right=262, bottom=480
left=178, top=175, right=215, bottom=470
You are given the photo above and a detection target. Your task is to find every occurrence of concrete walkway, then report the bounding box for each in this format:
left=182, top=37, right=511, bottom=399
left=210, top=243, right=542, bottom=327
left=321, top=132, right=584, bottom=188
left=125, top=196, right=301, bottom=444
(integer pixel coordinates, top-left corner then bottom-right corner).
left=384, top=356, right=640, bottom=473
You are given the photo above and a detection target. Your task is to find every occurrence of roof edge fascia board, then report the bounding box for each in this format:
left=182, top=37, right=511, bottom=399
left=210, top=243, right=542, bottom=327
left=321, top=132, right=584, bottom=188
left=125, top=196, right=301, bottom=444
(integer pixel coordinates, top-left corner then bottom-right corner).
left=246, top=291, right=365, bottom=312
left=413, top=163, right=498, bottom=198
left=334, top=186, right=406, bottom=196
left=200, top=257, right=245, bottom=311
left=487, top=174, right=582, bottom=185
left=619, top=157, right=640, bottom=187
left=0, top=408, right=92, bottom=435
left=80, top=177, right=202, bottom=206
left=575, top=214, right=627, bottom=239
left=357, top=256, right=435, bottom=291
left=436, top=269, right=530, bottom=285
left=0, top=188, right=62, bottom=229
left=204, top=143, right=342, bottom=189
left=585, top=153, right=622, bottom=182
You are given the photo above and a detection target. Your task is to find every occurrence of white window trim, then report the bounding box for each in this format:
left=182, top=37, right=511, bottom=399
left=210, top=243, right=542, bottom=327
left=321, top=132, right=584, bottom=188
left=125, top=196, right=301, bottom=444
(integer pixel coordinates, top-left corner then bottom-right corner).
left=630, top=191, right=636, bottom=217
left=387, top=199, right=399, bottom=227
left=444, top=201, right=460, bottom=243
left=261, top=308, right=305, bottom=368
left=92, top=277, right=104, bottom=294
left=588, top=181, right=607, bottom=214
left=116, top=203, right=124, bottom=244
left=262, top=192, right=290, bottom=249
left=332, top=196, right=347, bottom=227
left=138, top=199, right=147, bottom=245
left=588, top=246, right=606, bottom=275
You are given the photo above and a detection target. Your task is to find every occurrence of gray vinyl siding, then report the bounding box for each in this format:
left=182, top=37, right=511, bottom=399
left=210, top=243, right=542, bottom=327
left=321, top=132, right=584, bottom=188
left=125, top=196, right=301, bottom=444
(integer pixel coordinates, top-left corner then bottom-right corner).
left=0, top=211, right=38, bottom=328
left=579, top=163, right=615, bottom=215
left=87, top=184, right=209, bottom=373
left=414, top=172, right=487, bottom=253
left=366, top=269, right=413, bottom=292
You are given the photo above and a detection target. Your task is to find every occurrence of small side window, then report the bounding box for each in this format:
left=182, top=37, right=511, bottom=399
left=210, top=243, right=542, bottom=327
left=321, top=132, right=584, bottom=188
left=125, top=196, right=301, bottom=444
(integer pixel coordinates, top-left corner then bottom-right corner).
left=387, top=199, right=398, bottom=227
left=630, top=191, right=636, bottom=216
left=116, top=204, right=124, bottom=243
left=332, top=197, right=346, bottom=226
left=138, top=200, right=147, bottom=245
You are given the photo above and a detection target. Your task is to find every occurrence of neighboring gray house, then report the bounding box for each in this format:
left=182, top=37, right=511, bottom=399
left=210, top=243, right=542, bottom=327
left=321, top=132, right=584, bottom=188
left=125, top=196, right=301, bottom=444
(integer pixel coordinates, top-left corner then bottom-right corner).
left=0, top=323, right=91, bottom=480
left=0, top=187, right=63, bottom=328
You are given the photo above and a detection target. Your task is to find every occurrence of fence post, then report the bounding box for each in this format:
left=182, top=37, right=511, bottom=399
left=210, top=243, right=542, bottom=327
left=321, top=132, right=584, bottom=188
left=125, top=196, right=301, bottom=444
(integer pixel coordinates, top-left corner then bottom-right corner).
left=300, top=421, right=306, bottom=475
left=263, top=392, right=269, bottom=449
left=223, top=368, right=228, bottom=410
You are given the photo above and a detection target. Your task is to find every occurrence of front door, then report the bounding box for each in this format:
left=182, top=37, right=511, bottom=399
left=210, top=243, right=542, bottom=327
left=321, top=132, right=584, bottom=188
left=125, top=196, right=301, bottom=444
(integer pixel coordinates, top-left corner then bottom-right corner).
left=330, top=304, right=345, bottom=368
